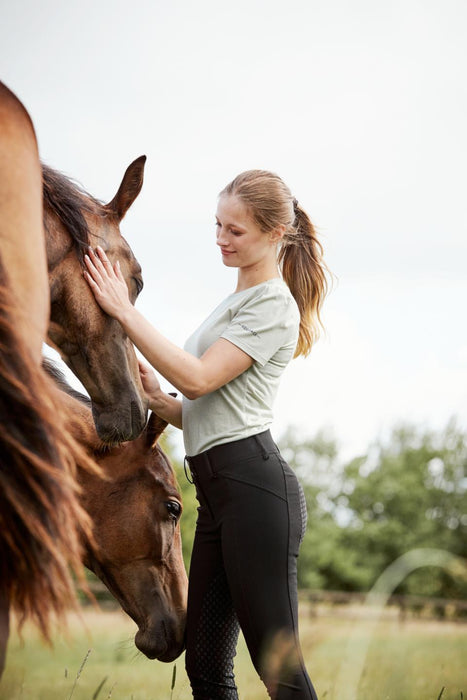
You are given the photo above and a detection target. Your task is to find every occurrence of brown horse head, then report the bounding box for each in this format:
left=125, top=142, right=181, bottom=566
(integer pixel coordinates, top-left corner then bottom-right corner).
left=81, top=411, right=188, bottom=661
left=44, top=360, right=188, bottom=662
left=43, top=157, right=148, bottom=442
left=42, top=360, right=189, bottom=662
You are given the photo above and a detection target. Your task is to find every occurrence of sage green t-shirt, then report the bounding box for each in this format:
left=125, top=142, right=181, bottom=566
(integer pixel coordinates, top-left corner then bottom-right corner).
left=182, top=278, right=300, bottom=457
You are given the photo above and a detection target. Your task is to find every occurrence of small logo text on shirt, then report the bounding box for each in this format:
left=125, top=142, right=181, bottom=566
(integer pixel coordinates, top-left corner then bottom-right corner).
left=239, top=323, right=259, bottom=337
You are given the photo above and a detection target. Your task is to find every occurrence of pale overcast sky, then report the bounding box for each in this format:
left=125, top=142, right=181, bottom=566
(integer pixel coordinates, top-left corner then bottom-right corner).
left=2, top=0, right=466, bottom=460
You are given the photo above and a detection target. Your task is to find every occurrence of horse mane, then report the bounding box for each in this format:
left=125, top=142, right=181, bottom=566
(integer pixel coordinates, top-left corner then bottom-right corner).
left=0, top=260, right=97, bottom=639
left=42, top=164, right=105, bottom=259
left=42, top=358, right=91, bottom=407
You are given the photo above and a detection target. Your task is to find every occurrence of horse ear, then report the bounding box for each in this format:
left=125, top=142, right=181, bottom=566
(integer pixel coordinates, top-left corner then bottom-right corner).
left=145, top=392, right=176, bottom=447
left=146, top=411, right=168, bottom=447
left=106, top=155, right=146, bottom=221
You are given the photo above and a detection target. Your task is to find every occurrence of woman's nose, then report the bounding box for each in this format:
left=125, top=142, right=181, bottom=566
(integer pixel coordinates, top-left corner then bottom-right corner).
left=216, top=227, right=227, bottom=245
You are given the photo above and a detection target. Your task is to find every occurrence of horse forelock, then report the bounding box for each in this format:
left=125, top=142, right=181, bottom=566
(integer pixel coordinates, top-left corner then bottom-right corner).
left=42, top=164, right=105, bottom=258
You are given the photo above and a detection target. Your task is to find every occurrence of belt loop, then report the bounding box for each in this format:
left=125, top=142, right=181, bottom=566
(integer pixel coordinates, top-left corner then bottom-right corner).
left=184, top=456, right=194, bottom=484
left=254, top=433, right=270, bottom=460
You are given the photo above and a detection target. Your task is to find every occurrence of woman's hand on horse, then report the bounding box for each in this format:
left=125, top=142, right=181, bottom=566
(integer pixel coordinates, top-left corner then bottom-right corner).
left=84, top=246, right=132, bottom=320
left=138, top=359, right=161, bottom=400
left=138, top=360, right=182, bottom=428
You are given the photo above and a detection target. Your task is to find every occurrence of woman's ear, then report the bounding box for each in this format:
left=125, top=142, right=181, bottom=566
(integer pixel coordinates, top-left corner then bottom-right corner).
left=269, top=224, right=286, bottom=245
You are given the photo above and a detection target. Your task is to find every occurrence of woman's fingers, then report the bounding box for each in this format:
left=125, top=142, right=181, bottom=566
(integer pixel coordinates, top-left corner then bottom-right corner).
left=83, top=269, right=99, bottom=290
left=84, top=253, right=104, bottom=284
left=114, top=259, right=126, bottom=282
left=86, top=246, right=122, bottom=283
left=83, top=247, right=131, bottom=321
left=96, top=245, right=114, bottom=270
left=89, top=246, right=123, bottom=281
left=87, top=246, right=108, bottom=275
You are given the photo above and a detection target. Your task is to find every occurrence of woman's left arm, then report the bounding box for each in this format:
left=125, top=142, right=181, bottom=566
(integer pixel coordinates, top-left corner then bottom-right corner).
left=84, top=247, right=253, bottom=399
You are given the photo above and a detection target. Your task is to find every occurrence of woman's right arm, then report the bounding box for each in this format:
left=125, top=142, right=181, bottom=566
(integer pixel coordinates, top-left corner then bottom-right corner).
left=84, top=246, right=252, bottom=401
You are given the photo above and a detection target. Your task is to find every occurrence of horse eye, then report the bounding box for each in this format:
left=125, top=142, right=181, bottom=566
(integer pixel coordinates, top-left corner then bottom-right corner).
left=133, top=277, right=144, bottom=294
left=165, top=501, right=181, bottom=520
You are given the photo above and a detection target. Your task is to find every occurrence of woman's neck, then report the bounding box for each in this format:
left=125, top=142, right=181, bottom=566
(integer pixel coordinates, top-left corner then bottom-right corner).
left=235, top=262, right=281, bottom=293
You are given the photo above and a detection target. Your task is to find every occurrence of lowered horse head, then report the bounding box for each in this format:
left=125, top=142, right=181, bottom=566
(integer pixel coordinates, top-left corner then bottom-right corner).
left=84, top=421, right=188, bottom=661
left=46, top=363, right=188, bottom=662
left=43, top=157, right=148, bottom=442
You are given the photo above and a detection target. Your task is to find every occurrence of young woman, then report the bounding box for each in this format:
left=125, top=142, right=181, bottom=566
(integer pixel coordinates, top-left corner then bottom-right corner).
left=84, top=169, right=329, bottom=699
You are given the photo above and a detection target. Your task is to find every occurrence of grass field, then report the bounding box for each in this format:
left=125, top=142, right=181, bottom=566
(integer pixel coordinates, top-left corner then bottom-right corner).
left=1, top=604, right=465, bottom=699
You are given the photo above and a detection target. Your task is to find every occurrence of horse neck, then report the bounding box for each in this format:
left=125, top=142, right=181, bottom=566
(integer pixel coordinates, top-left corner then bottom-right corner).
left=50, top=383, right=102, bottom=453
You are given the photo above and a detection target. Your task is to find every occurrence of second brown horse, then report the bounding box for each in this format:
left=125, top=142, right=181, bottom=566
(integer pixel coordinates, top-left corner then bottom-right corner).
left=47, top=362, right=188, bottom=661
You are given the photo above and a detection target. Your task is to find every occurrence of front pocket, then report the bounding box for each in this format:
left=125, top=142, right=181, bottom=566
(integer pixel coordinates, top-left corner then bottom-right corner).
left=216, top=453, right=286, bottom=501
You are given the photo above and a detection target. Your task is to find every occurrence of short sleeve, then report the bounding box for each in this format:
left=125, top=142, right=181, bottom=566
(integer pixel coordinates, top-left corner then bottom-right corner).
left=220, top=286, right=299, bottom=366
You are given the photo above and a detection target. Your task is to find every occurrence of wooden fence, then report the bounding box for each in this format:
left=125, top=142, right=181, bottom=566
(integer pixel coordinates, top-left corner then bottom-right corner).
left=303, top=589, right=467, bottom=621
left=82, top=580, right=467, bottom=621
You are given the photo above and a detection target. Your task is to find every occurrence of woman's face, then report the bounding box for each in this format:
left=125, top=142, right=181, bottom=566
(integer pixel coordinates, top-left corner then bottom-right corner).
left=215, top=194, right=277, bottom=270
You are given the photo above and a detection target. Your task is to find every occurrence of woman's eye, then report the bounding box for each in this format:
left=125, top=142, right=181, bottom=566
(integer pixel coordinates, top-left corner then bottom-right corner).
left=165, top=501, right=181, bottom=520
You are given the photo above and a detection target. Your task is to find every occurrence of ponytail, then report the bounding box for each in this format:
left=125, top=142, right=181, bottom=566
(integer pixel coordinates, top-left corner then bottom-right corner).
left=278, top=201, right=329, bottom=357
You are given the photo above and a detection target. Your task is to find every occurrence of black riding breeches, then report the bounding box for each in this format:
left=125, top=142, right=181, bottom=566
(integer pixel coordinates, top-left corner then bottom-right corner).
left=185, top=431, right=317, bottom=700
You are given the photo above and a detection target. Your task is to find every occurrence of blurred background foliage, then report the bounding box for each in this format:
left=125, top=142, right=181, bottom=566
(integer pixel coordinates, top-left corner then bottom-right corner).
left=162, top=419, right=467, bottom=600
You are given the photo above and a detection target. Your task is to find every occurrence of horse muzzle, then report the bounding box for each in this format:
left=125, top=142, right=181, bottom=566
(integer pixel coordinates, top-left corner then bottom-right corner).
left=135, top=615, right=186, bottom=662
left=92, top=397, right=148, bottom=443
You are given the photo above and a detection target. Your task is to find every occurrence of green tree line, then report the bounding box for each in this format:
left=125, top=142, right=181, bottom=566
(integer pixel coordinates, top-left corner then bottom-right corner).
left=167, top=419, right=466, bottom=600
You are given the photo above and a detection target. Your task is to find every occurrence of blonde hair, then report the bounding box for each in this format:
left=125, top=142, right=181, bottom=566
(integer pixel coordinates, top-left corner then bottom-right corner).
left=220, top=170, right=330, bottom=357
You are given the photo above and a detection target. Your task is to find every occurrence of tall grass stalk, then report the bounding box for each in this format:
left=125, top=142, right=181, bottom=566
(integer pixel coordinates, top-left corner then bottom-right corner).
left=170, top=664, right=177, bottom=700
left=67, top=648, right=92, bottom=700
left=105, top=681, right=116, bottom=698
left=92, top=675, right=108, bottom=700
